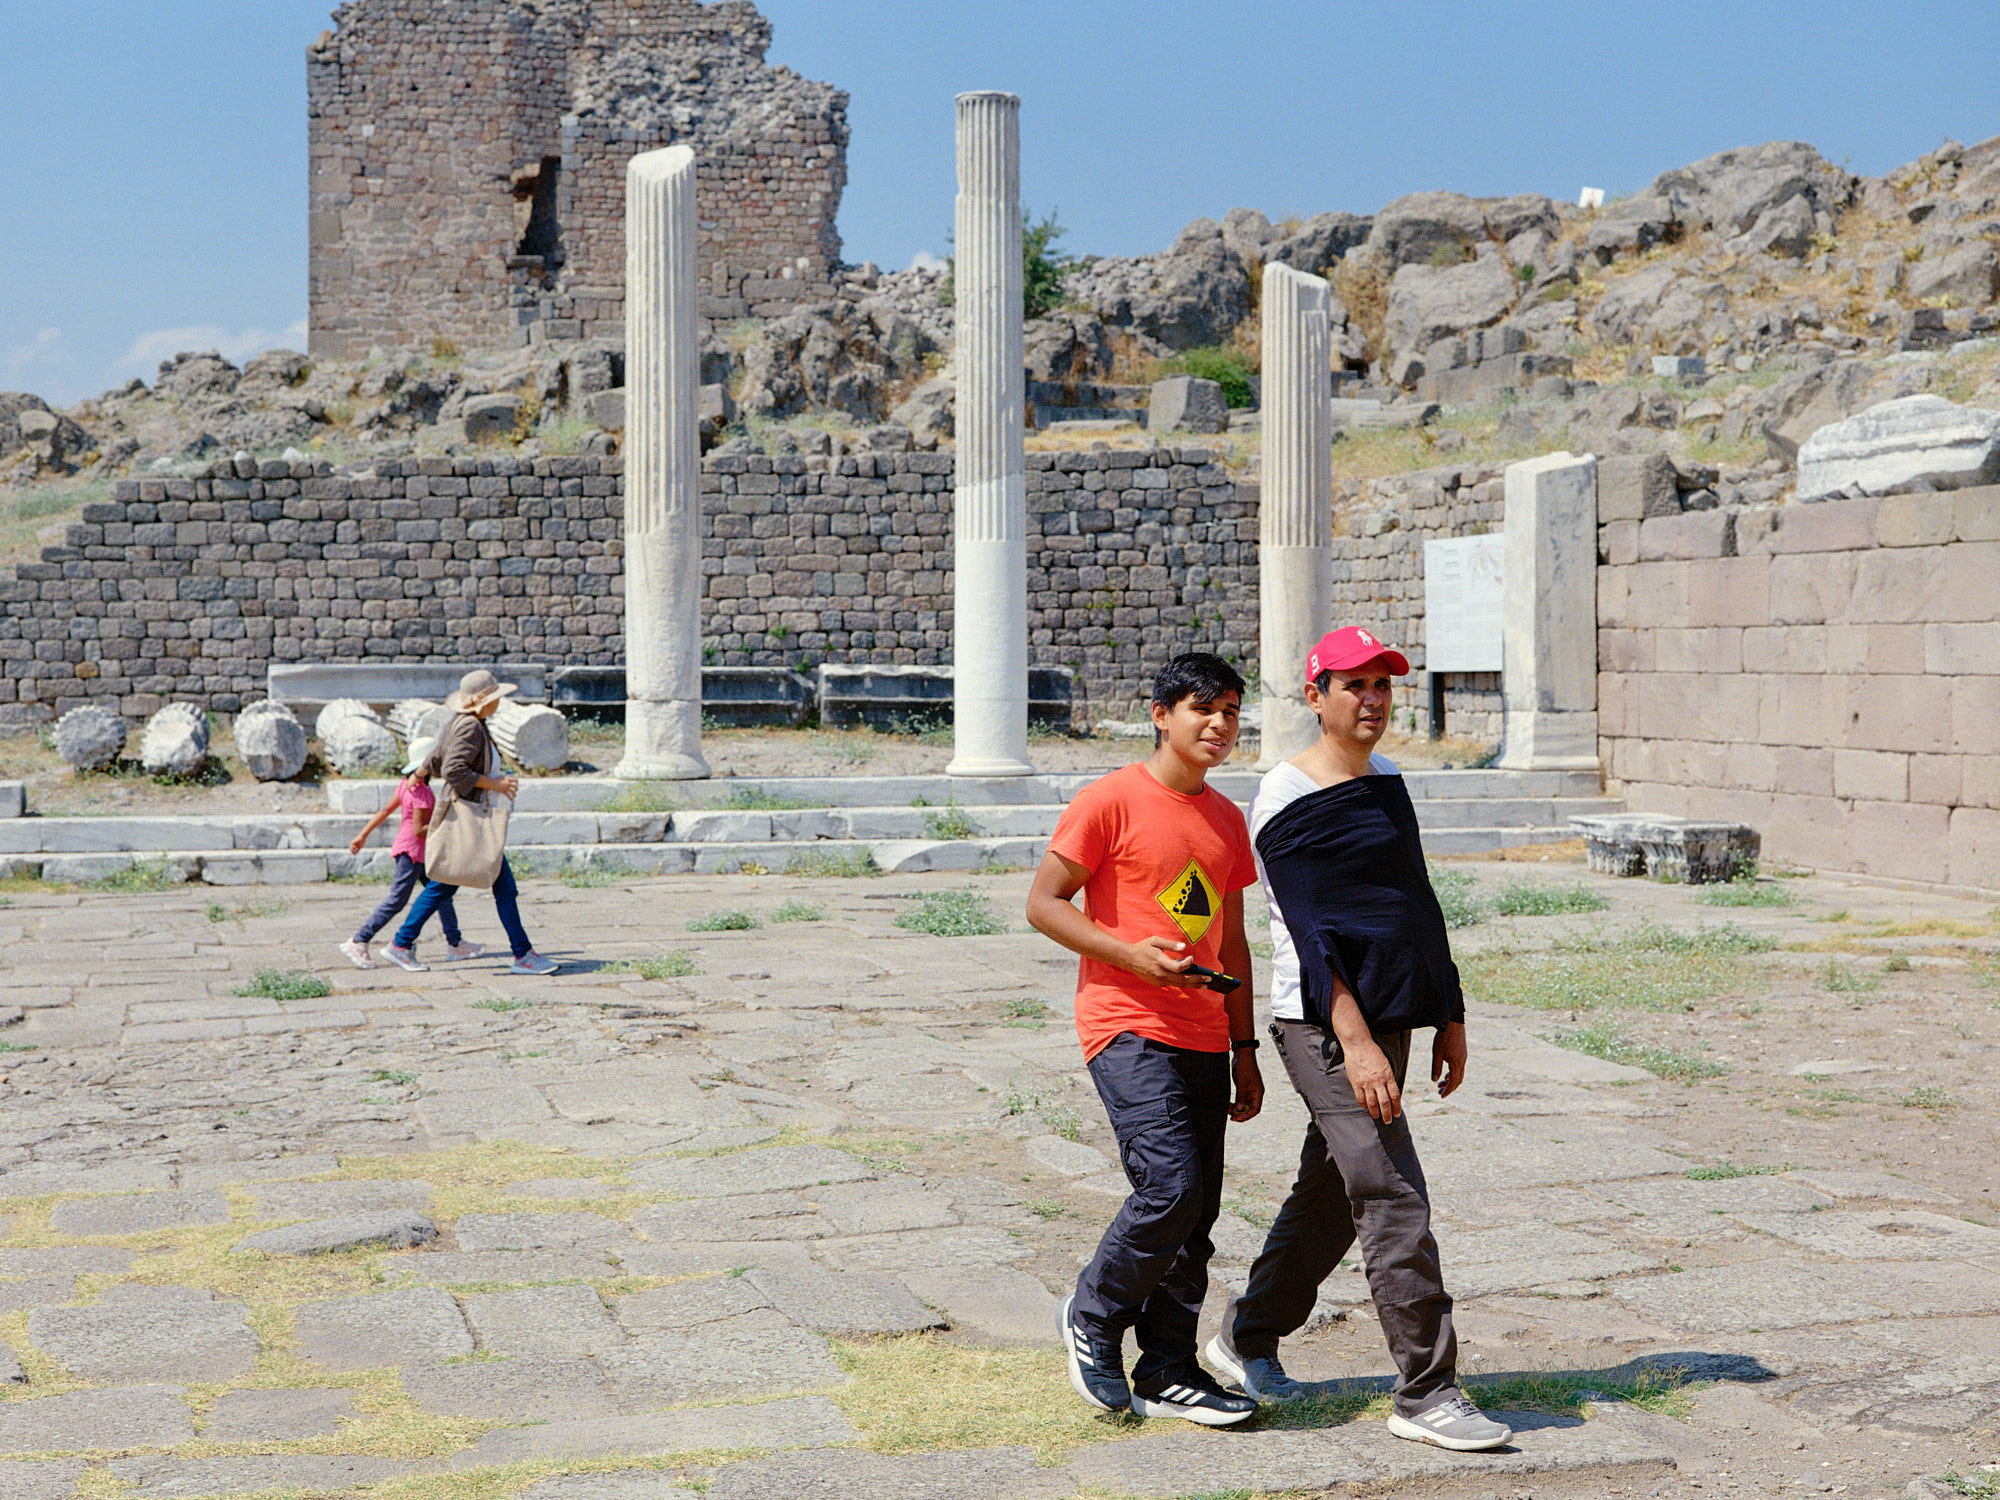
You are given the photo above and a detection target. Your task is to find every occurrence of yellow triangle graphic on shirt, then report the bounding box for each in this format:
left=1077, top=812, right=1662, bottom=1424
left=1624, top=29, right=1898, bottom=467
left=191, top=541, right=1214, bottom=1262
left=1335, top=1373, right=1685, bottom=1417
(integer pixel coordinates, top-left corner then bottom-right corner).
left=1156, top=858, right=1220, bottom=944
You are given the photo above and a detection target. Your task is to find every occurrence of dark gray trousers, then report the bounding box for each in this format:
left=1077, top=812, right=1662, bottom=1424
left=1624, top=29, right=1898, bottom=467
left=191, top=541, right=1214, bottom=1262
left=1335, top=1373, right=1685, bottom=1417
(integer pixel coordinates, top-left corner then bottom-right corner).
left=1232, top=1018, right=1458, bottom=1415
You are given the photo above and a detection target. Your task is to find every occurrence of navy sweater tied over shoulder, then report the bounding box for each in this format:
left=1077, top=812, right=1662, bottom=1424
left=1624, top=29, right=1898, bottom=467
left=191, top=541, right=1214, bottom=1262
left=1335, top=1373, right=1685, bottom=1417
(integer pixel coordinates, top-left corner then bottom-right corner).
left=1253, top=773, right=1466, bottom=1033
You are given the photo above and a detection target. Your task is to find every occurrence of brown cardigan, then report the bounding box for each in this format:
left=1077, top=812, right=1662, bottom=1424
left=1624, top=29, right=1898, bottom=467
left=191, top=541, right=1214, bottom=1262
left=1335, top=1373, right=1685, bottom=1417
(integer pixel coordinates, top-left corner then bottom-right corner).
left=437, top=710, right=495, bottom=803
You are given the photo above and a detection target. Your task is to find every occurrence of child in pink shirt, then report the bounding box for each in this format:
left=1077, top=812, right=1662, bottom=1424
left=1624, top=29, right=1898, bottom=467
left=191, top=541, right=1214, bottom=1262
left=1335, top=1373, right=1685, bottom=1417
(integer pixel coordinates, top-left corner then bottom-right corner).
left=338, top=738, right=480, bottom=969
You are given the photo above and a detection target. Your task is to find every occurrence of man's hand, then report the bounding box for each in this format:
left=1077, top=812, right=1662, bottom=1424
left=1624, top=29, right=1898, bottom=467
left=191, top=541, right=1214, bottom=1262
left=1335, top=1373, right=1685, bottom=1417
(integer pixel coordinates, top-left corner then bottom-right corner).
left=1229, top=1050, right=1263, bottom=1122
left=1345, top=1038, right=1403, bottom=1124
left=1121, top=935, right=1205, bottom=987
left=1431, top=1020, right=1467, bottom=1099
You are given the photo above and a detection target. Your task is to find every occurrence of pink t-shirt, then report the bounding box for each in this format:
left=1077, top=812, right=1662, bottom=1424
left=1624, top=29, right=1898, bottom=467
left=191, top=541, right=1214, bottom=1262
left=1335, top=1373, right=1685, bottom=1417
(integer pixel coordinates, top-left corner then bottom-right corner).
left=390, top=779, right=437, bottom=861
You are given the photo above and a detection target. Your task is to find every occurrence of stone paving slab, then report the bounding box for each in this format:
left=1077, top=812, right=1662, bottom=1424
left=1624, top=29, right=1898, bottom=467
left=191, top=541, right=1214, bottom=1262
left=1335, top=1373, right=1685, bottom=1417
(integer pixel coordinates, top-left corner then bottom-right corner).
left=199, top=1387, right=356, bottom=1441
left=699, top=1446, right=1071, bottom=1500
left=631, top=1193, right=836, bottom=1243
left=1058, top=1427, right=1375, bottom=1494
left=594, top=1325, right=844, bottom=1408
left=613, top=1276, right=773, bottom=1330
left=0, top=1163, right=176, bottom=1198
left=811, top=1181, right=959, bottom=1235
left=446, top=1393, right=856, bottom=1466
left=404, top=1355, right=620, bottom=1420
left=378, top=1248, right=617, bottom=1285
left=0, top=1386, right=194, bottom=1454
left=0, top=1277, right=75, bottom=1312
left=27, top=1287, right=258, bottom=1383
left=1786, top=1169, right=1960, bottom=1203
left=234, top=1209, right=437, bottom=1255
left=1433, top=1223, right=1662, bottom=1295
left=745, top=1264, right=944, bottom=1334
left=463, top=1284, right=626, bottom=1356
left=456, top=1211, right=638, bottom=1253
left=817, top=1225, right=1034, bottom=1272
left=1733, top=1209, right=2000, bottom=1260
left=47, top=1190, right=228, bottom=1236
left=624, top=1144, right=874, bottom=1197
left=106, top=1454, right=411, bottom=1497
left=613, top=1240, right=815, bottom=1278
left=0, top=1462, right=88, bottom=1500
left=242, top=1178, right=432, bottom=1219
left=293, top=1285, right=473, bottom=1369
left=516, top=1475, right=701, bottom=1500
left=900, top=1266, right=1062, bottom=1345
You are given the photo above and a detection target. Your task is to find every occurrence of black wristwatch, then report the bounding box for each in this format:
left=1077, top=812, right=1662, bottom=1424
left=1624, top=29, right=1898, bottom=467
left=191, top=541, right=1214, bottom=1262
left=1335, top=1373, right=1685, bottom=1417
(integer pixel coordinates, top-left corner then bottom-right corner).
left=1230, top=1038, right=1260, bottom=1052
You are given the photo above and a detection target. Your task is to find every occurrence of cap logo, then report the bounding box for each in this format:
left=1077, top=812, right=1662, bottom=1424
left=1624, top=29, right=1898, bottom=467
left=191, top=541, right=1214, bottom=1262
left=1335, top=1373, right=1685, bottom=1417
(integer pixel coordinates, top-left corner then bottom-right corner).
left=1357, top=630, right=1376, bottom=646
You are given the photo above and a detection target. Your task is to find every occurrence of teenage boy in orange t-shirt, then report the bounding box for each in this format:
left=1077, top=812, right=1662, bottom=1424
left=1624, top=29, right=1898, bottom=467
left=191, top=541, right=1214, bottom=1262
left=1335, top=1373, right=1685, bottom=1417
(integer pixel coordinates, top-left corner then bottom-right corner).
left=1026, top=653, right=1263, bottom=1427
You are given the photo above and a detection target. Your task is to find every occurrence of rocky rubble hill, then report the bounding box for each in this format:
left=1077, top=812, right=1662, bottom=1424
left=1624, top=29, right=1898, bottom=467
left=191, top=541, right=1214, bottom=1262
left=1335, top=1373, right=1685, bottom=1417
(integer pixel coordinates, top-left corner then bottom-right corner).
left=5, top=133, right=1999, bottom=522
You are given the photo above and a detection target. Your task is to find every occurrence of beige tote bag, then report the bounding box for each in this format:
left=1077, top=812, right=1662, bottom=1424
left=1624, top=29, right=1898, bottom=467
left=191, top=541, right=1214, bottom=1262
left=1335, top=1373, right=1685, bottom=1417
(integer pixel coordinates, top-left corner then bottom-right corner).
left=425, top=784, right=510, bottom=889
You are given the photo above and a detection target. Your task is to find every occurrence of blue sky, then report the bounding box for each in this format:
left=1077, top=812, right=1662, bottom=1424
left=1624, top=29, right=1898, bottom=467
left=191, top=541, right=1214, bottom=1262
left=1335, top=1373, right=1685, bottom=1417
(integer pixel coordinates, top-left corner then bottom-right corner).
left=8, top=1, right=1997, bottom=404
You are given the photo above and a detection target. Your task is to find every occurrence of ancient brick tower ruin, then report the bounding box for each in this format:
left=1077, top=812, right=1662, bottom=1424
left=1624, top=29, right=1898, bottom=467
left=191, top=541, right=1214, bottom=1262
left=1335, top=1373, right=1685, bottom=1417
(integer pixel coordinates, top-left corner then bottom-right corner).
left=306, top=0, right=848, bottom=359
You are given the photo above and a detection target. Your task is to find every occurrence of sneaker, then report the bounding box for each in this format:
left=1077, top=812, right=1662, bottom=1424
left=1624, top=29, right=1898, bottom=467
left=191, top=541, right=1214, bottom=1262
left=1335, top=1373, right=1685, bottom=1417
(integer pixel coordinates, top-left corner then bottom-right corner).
left=1131, top=1364, right=1259, bottom=1427
left=1386, top=1393, right=1513, bottom=1452
left=443, top=942, right=487, bottom=962
left=337, top=939, right=374, bottom=971
left=1203, top=1319, right=1308, bottom=1403
left=383, top=944, right=428, bottom=973
left=1058, top=1291, right=1130, bottom=1412
left=508, top=952, right=559, bottom=976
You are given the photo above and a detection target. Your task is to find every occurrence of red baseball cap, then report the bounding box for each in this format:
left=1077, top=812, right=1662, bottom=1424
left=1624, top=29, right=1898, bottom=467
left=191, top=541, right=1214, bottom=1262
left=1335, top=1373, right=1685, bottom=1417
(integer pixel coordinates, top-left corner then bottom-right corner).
left=1306, top=626, right=1410, bottom=681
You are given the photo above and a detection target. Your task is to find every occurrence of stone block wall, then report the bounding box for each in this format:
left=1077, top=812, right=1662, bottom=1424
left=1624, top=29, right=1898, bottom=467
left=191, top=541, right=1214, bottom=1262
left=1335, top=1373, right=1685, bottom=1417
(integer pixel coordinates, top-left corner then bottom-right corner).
left=307, top=0, right=848, bottom=359
left=0, top=446, right=1252, bottom=730
left=1598, top=487, right=2000, bottom=891
left=1329, top=464, right=1506, bottom=739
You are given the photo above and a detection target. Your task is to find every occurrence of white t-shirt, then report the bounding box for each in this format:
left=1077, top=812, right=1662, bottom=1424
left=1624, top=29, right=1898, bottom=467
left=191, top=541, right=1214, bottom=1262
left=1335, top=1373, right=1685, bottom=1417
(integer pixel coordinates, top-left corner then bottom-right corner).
left=1253, top=754, right=1399, bottom=1022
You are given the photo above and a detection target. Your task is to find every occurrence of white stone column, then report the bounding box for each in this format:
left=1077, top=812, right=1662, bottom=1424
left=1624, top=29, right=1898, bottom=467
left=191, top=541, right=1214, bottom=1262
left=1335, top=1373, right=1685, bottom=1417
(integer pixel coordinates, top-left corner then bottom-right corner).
left=1256, top=262, right=1334, bottom=769
left=617, top=145, right=710, bottom=780
left=1497, top=451, right=1599, bottom=770
left=947, top=91, right=1032, bottom=778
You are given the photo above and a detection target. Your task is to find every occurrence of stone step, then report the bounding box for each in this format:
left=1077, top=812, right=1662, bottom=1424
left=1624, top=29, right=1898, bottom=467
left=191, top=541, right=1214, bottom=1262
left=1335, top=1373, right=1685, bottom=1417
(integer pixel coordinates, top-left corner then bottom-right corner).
left=0, top=794, right=1623, bottom=856
left=320, top=766, right=1605, bottom=814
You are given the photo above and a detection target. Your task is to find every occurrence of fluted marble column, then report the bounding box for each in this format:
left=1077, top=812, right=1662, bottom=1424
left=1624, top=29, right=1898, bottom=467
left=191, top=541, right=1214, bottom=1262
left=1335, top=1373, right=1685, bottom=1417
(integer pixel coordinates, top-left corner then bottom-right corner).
left=1257, top=262, right=1334, bottom=768
left=617, top=145, right=710, bottom=780
left=947, top=91, right=1032, bottom=778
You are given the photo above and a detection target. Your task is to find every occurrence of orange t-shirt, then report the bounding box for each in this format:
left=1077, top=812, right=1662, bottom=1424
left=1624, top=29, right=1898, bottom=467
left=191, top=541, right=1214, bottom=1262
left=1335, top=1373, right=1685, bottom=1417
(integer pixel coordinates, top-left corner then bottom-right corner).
left=1046, top=762, right=1257, bottom=1061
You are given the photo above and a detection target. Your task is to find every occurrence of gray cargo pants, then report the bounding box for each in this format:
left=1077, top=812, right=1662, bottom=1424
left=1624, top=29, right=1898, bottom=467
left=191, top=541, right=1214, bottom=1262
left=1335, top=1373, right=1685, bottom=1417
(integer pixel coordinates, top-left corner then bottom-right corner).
left=1230, top=1018, right=1458, bottom=1415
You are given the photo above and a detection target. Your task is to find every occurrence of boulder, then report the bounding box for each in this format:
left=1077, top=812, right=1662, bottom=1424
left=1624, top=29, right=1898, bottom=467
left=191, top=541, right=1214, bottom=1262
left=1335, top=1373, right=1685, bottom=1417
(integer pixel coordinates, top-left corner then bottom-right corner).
left=1796, top=394, right=2000, bottom=502
left=139, top=704, right=210, bottom=778
left=1261, top=212, right=1372, bottom=275
left=322, top=717, right=401, bottom=778
left=463, top=393, right=525, bottom=442
left=584, top=389, right=625, bottom=431
left=235, top=702, right=309, bottom=782
left=890, top=377, right=954, bottom=440
left=1067, top=220, right=1253, bottom=350
left=1650, top=141, right=1852, bottom=240
left=13, top=408, right=91, bottom=471
left=1583, top=194, right=1679, bottom=262
left=314, top=699, right=383, bottom=742
left=53, top=706, right=126, bottom=772
left=1904, top=240, right=2000, bottom=307
left=152, top=351, right=241, bottom=404
left=1147, top=376, right=1229, bottom=434
left=1363, top=192, right=1558, bottom=272
left=1024, top=312, right=1116, bottom=386
left=1738, top=194, right=1818, bottom=259
left=0, top=392, right=53, bottom=456
left=1385, top=253, right=1518, bottom=359
left=697, top=382, right=736, bottom=446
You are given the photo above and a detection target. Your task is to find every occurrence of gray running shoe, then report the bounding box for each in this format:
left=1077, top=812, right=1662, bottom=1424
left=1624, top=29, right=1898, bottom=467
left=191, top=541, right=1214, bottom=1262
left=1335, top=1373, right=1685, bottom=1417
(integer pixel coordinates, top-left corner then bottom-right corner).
left=1386, top=1394, right=1513, bottom=1451
left=1201, top=1328, right=1307, bottom=1402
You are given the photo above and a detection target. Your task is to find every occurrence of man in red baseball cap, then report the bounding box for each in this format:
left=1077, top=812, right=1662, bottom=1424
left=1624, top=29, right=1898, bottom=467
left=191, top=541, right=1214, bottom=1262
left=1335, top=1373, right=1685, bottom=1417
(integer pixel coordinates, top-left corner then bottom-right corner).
left=1202, top=626, right=1510, bottom=1453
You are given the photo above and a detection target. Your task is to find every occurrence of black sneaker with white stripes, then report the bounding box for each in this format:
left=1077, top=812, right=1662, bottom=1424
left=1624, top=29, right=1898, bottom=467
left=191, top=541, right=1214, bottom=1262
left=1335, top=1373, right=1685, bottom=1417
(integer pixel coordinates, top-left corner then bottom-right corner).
left=1059, top=1291, right=1130, bottom=1412
left=1130, top=1364, right=1259, bottom=1426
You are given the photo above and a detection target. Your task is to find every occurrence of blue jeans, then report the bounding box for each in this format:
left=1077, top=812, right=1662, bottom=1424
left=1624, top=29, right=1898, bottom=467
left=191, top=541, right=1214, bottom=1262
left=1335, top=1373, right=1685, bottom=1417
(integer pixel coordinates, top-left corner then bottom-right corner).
left=394, top=856, right=532, bottom=960
left=355, top=854, right=460, bottom=946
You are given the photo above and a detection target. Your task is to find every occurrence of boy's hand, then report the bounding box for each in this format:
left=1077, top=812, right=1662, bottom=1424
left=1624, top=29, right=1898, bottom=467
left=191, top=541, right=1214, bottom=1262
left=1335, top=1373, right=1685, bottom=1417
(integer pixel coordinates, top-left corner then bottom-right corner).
left=1229, top=1051, right=1263, bottom=1122
left=1121, top=936, right=1205, bottom=987
left=1345, top=1039, right=1403, bottom=1124
left=1431, top=1021, right=1467, bottom=1099
left=347, top=835, right=365, bottom=855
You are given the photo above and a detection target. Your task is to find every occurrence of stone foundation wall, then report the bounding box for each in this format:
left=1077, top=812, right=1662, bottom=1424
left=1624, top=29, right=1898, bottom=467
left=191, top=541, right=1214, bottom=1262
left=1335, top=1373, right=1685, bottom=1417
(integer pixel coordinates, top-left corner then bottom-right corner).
left=1329, top=464, right=1506, bottom=740
left=1598, top=489, right=2000, bottom=891
left=0, top=446, right=1253, bottom=730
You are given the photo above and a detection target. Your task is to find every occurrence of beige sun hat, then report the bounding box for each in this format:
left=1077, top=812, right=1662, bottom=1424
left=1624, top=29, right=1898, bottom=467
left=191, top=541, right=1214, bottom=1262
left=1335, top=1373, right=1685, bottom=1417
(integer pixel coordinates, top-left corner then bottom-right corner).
left=444, top=668, right=519, bottom=714
left=401, top=736, right=439, bottom=776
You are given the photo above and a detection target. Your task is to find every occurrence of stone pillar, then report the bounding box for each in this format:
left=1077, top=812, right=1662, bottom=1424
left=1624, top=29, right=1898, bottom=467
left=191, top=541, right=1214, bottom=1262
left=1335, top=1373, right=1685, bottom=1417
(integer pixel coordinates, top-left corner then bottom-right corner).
left=1497, top=451, right=1599, bottom=770
left=947, top=91, right=1033, bottom=778
left=1256, top=262, right=1334, bottom=769
left=617, top=145, right=710, bottom=781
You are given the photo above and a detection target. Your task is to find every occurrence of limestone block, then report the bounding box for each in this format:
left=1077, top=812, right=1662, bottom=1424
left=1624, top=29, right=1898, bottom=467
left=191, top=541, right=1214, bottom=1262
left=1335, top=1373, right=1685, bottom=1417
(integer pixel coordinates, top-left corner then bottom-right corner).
left=1925, top=622, right=2000, bottom=675
left=585, top=389, right=625, bottom=430
left=234, top=702, right=308, bottom=782
left=0, top=783, right=22, bottom=819
left=464, top=394, right=525, bottom=442
left=314, top=698, right=383, bottom=742
left=1684, top=556, right=1770, bottom=628
left=1953, top=486, right=2000, bottom=541
left=1950, top=805, right=2000, bottom=889
left=1833, top=749, right=1910, bottom=802
left=1797, top=395, right=2000, bottom=503
left=53, top=705, right=125, bottom=771
left=1596, top=453, right=1678, bottom=523
left=139, top=703, right=210, bottom=778
left=1637, top=511, right=1731, bottom=562
left=1147, top=376, right=1228, bottom=434
left=1874, top=491, right=1957, bottom=548
left=1909, top=753, right=1964, bottom=807
left=491, top=699, right=570, bottom=772
left=1499, top=452, right=1598, bottom=771
left=323, top=716, right=400, bottom=777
